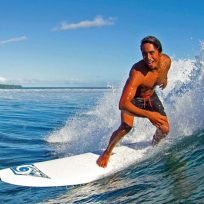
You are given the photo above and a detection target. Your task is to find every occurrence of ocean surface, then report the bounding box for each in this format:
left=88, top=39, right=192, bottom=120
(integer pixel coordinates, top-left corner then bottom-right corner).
left=0, top=47, right=204, bottom=203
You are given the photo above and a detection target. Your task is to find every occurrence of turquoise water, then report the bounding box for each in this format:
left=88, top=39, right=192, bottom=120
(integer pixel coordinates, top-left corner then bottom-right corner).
left=0, top=87, right=203, bottom=204
left=0, top=46, right=204, bottom=203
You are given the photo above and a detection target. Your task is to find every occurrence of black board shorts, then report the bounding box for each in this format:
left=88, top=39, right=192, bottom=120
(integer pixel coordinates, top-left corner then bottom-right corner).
left=131, top=92, right=167, bottom=116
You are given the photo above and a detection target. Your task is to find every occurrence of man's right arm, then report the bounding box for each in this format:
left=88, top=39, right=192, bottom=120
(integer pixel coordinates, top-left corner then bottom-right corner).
left=119, top=69, right=150, bottom=118
left=119, top=69, right=168, bottom=127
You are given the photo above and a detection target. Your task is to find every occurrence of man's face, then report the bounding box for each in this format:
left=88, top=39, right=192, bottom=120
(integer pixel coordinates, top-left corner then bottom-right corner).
left=141, top=43, right=161, bottom=70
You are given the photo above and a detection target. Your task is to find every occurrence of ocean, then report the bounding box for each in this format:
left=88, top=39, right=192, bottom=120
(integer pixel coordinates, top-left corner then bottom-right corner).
left=0, top=47, right=204, bottom=203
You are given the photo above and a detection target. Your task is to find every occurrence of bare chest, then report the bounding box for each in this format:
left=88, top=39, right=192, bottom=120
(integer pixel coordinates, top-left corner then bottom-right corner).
left=142, top=70, right=166, bottom=88
left=141, top=73, right=158, bottom=89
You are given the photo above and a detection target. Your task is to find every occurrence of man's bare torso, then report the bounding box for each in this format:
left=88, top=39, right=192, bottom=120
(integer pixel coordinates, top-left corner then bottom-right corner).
left=132, top=54, right=171, bottom=98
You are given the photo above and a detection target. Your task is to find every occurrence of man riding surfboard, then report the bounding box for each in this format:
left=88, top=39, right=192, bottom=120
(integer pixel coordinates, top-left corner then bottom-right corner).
left=97, top=36, right=171, bottom=168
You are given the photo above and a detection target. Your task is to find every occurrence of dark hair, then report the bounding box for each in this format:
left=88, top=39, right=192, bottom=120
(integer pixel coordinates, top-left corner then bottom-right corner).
left=140, top=36, right=162, bottom=53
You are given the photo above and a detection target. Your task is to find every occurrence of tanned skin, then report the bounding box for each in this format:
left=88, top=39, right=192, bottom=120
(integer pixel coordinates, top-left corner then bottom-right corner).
left=97, top=42, right=171, bottom=168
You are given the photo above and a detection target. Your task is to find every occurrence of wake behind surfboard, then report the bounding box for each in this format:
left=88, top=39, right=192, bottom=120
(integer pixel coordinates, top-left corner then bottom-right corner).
left=0, top=146, right=149, bottom=187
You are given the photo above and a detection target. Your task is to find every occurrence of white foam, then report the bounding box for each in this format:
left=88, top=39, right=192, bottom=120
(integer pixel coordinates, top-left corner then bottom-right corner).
left=47, top=88, right=121, bottom=153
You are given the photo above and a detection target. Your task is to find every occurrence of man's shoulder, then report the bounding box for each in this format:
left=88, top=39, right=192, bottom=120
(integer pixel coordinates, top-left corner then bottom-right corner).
left=131, top=60, right=147, bottom=75
left=161, top=53, right=171, bottom=64
left=131, top=60, right=146, bottom=72
left=160, top=53, right=171, bottom=71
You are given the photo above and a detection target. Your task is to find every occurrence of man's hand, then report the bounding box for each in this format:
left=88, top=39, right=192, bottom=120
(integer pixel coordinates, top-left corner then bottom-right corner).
left=147, top=112, right=168, bottom=132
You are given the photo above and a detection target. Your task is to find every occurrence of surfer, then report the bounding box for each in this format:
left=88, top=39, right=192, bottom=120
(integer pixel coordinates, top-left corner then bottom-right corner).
left=97, top=36, right=171, bottom=168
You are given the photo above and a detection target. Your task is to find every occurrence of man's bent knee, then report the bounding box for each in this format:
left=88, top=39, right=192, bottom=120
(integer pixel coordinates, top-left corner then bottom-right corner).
left=120, top=122, right=132, bottom=133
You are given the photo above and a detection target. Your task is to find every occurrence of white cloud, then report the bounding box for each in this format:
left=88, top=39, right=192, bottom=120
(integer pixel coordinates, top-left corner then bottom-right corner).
left=0, top=76, right=7, bottom=83
left=0, top=36, right=27, bottom=45
left=53, top=16, right=115, bottom=31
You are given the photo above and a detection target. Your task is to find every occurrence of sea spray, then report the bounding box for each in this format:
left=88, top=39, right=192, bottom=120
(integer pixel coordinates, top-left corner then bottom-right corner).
left=47, top=43, right=204, bottom=155
left=47, top=88, right=121, bottom=154
left=164, top=42, right=204, bottom=137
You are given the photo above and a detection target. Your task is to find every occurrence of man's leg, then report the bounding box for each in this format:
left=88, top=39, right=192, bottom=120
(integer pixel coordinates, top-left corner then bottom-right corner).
left=97, top=111, right=134, bottom=168
left=149, top=93, right=170, bottom=145
left=152, top=116, right=170, bottom=145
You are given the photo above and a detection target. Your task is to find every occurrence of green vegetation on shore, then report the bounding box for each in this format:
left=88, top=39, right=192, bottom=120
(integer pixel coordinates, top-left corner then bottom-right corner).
left=0, top=84, right=112, bottom=89
left=0, top=84, right=22, bottom=89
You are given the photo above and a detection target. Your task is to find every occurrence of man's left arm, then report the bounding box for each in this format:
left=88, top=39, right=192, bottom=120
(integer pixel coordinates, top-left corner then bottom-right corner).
left=160, top=55, right=171, bottom=90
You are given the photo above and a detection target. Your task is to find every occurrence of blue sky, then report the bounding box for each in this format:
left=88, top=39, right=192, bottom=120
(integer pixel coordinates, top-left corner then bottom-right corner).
left=0, top=0, right=203, bottom=86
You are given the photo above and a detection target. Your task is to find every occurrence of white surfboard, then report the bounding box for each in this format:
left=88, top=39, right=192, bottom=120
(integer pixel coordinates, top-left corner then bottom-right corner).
left=0, top=146, right=149, bottom=187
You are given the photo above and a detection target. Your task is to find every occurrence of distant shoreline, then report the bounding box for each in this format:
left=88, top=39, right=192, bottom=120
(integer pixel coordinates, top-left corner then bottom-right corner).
left=0, top=85, right=112, bottom=90
left=22, top=86, right=112, bottom=89
left=0, top=84, right=23, bottom=89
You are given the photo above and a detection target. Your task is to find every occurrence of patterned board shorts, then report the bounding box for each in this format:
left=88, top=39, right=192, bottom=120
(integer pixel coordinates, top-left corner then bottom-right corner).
left=131, top=92, right=167, bottom=116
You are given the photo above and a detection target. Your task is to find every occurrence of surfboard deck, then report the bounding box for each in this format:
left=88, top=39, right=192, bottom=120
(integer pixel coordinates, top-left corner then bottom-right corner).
left=0, top=146, right=147, bottom=187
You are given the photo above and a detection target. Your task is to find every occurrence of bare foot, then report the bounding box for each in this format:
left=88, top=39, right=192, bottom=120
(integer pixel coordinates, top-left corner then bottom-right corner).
left=96, top=151, right=110, bottom=168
